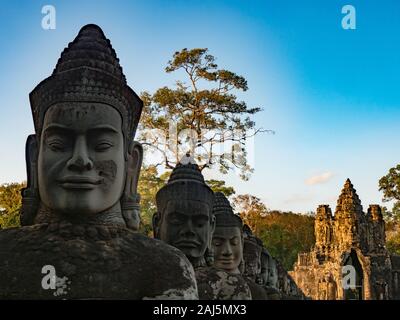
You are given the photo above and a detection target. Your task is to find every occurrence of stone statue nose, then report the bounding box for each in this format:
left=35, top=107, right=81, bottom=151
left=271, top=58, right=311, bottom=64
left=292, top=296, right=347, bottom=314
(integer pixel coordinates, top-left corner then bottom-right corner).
left=222, top=244, right=233, bottom=256
left=181, top=219, right=196, bottom=237
left=67, top=136, right=94, bottom=171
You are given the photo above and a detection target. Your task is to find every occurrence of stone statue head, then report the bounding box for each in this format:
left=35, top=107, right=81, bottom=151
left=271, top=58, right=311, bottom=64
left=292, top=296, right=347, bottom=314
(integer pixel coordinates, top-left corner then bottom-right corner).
left=260, top=248, right=270, bottom=286
left=242, top=225, right=262, bottom=280
left=211, top=192, right=244, bottom=274
left=21, top=25, right=143, bottom=228
left=153, top=162, right=215, bottom=267
left=267, top=257, right=279, bottom=288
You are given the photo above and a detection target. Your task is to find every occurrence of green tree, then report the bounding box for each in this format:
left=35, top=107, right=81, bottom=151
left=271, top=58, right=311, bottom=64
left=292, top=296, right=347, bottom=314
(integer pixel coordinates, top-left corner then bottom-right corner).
left=0, top=182, right=25, bottom=229
left=233, top=194, right=268, bottom=234
left=137, top=165, right=170, bottom=235
left=386, top=231, right=400, bottom=255
left=379, top=164, right=400, bottom=221
left=257, top=211, right=315, bottom=270
left=139, top=48, right=270, bottom=180
left=206, top=179, right=235, bottom=197
left=231, top=192, right=315, bottom=270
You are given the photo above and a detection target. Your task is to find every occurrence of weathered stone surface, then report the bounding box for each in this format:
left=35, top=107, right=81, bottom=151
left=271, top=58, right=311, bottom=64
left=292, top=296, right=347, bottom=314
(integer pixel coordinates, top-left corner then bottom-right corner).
left=195, top=267, right=251, bottom=300
left=155, top=163, right=253, bottom=299
left=0, top=24, right=198, bottom=299
left=0, top=223, right=198, bottom=299
left=291, top=179, right=400, bottom=300
left=211, top=192, right=252, bottom=299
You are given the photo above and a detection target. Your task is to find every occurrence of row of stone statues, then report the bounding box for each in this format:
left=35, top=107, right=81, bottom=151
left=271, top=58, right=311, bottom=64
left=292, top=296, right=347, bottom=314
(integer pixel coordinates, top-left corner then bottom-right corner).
left=152, top=159, right=302, bottom=299
left=0, top=24, right=301, bottom=299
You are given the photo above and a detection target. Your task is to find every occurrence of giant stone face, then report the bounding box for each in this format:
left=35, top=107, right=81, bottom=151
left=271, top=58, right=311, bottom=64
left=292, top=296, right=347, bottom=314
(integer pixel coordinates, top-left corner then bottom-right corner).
left=38, top=102, right=126, bottom=216
left=159, top=199, right=212, bottom=260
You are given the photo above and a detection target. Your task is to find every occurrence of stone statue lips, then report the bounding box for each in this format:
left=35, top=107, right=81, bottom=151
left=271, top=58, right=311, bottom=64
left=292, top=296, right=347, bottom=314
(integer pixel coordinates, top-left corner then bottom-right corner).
left=174, top=239, right=202, bottom=249
left=219, top=258, right=235, bottom=264
left=57, top=176, right=103, bottom=190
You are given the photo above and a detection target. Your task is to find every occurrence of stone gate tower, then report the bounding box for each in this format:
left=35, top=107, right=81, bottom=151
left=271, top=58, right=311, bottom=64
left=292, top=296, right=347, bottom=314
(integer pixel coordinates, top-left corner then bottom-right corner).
left=290, top=179, right=400, bottom=300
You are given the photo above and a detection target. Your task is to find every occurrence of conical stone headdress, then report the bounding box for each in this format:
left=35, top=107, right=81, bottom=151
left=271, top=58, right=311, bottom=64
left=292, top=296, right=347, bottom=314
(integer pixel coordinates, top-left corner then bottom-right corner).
left=29, top=24, right=142, bottom=140
left=212, top=192, right=243, bottom=228
left=156, top=162, right=214, bottom=214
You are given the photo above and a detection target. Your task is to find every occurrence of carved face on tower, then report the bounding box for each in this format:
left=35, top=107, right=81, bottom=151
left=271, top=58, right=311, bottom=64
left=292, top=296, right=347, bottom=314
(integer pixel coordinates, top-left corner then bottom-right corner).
left=23, top=25, right=143, bottom=225
left=38, top=102, right=125, bottom=216
left=154, top=163, right=215, bottom=265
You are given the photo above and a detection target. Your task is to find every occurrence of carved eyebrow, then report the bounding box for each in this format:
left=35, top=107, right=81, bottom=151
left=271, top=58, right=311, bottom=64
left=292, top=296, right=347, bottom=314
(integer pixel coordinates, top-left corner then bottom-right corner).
left=88, top=125, right=119, bottom=134
left=212, top=236, right=225, bottom=241
left=43, top=124, right=72, bottom=134
left=43, top=124, right=119, bottom=134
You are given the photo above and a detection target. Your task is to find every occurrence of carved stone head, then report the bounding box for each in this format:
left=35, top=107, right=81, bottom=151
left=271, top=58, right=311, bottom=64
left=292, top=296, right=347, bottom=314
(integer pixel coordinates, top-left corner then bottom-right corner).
left=211, top=192, right=244, bottom=274
left=242, top=225, right=262, bottom=280
left=267, top=257, right=279, bottom=289
left=260, top=248, right=270, bottom=285
left=21, top=25, right=143, bottom=228
left=153, top=162, right=215, bottom=267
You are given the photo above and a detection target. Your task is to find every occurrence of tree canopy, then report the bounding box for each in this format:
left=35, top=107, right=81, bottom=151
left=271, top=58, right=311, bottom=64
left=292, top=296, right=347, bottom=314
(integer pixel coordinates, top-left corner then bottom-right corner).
left=0, top=182, right=25, bottom=229
left=379, top=164, right=400, bottom=221
left=139, top=48, right=270, bottom=180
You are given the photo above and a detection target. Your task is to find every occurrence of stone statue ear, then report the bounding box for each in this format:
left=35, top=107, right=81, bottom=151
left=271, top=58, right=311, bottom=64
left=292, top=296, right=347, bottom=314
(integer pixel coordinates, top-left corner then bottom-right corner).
left=125, top=141, right=143, bottom=196
left=152, top=212, right=161, bottom=239
left=210, top=214, right=216, bottom=235
left=121, top=141, right=143, bottom=231
left=20, top=134, right=40, bottom=226
left=205, top=215, right=216, bottom=267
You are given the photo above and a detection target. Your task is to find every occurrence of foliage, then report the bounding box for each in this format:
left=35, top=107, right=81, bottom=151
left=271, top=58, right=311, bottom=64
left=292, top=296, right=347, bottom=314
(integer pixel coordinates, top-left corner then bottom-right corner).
left=233, top=194, right=268, bottom=234
left=0, top=182, right=25, bottom=229
left=379, top=164, right=400, bottom=202
left=232, top=194, right=315, bottom=270
left=379, top=164, right=400, bottom=222
left=386, top=223, right=400, bottom=255
left=139, top=48, right=269, bottom=180
left=137, top=165, right=170, bottom=236
left=206, top=179, right=236, bottom=197
left=379, top=166, right=400, bottom=255
left=257, top=211, right=315, bottom=270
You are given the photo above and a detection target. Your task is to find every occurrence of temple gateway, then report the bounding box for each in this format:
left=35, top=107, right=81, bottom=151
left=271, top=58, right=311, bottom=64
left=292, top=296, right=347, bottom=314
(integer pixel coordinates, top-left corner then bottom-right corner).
left=291, top=179, right=400, bottom=300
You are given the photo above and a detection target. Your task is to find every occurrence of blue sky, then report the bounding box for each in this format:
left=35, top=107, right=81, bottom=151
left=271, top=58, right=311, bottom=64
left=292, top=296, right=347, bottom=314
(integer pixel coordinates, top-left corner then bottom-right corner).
left=0, top=0, right=399, bottom=213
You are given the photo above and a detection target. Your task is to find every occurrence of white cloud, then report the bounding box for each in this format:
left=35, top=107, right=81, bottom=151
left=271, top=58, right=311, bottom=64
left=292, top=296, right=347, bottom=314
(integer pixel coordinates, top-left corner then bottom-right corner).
left=305, top=172, right=334, bottom=186
left=284, top=194, right=314, bottom=205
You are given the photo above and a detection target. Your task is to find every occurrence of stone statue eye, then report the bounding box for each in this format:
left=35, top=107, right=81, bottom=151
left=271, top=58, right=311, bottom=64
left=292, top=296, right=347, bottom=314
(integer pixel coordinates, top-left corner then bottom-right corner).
left=194, top=216, right=208, bottom=228
left=168, top=213, right=184, bottom=225
left=47, top=139, right=66, bottom=151
left=212, top=239, right=222, bottom=247
left=95, top=141, right=113, bottom=151
left=230, top=238, right=239, bottom=246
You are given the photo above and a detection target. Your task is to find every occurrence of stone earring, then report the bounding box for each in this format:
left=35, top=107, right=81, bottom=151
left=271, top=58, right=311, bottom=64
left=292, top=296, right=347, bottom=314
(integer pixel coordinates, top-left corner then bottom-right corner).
left=205, top=235, right=215, bottom=266
left=20, top=135, right=40, bottom=226
left=121, top=193, right=141, bottom=231
left=239, top=259, right=245, bottom=274
left=121, top=141, right=143, bottom=231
